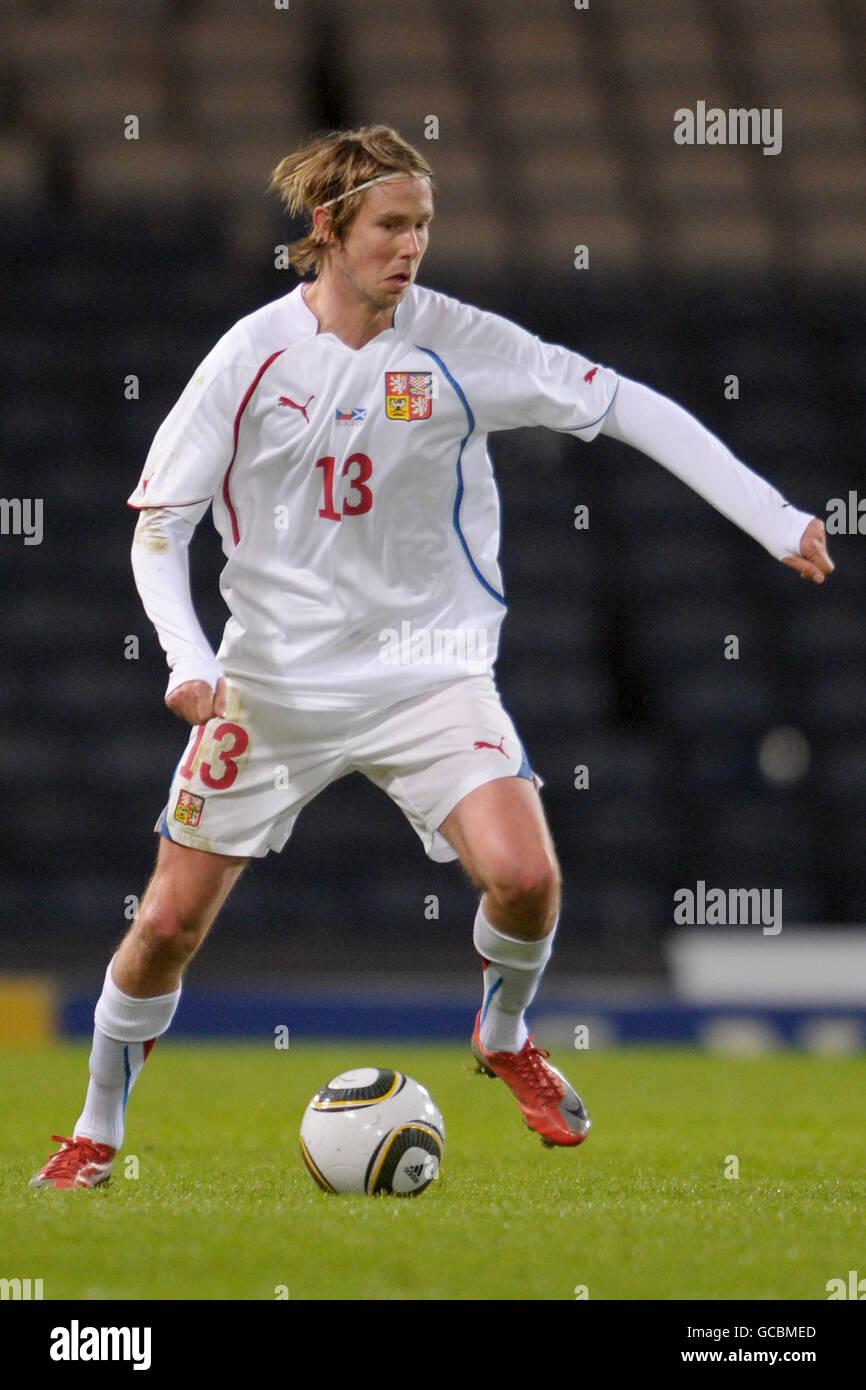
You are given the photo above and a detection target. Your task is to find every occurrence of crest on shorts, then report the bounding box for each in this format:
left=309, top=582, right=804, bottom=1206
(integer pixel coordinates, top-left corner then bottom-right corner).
left=174, top=789, right=205, bottom=827
left=385, top=371, right=433, bottom=420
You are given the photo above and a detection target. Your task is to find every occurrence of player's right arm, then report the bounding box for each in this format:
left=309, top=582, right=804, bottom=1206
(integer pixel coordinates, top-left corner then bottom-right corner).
left=131, top=504, right=226, bottom=724
left=128, top=329, right=259, bottom=724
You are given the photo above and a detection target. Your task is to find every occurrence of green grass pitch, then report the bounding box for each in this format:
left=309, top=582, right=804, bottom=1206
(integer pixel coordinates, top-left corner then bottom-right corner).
left=3, top=1042, right=865, bottom=1301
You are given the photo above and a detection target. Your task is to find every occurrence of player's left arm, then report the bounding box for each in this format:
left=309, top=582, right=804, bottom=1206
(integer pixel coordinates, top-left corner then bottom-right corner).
left=598, top=376, right=833, bottom=582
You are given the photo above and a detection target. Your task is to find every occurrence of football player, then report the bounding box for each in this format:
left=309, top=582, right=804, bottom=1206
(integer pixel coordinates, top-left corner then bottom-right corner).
left=32, top=125, right=831, bottom=1187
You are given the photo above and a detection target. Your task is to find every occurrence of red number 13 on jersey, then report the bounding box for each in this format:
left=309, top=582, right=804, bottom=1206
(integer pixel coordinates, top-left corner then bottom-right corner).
left=316, top=453, right=373, bottom=521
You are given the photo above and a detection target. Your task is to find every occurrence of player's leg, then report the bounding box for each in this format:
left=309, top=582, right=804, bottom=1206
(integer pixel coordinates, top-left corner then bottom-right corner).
left=32, top=684, right=354, bottom=1188
left=31, top=837, right=247, bottom=1188
left=357, top=674, right=561, bottom=1055
left=113, top=833, right=248, bottom=996
left=356, top=673, right=589, bottom=1146
left=439, top=775, right=560, bottom=1052
left=439, top=772, right=560, bottom=938
left=440, top=776, right=589, bottom=1145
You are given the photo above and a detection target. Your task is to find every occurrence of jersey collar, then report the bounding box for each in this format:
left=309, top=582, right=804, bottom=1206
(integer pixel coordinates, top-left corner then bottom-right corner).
left=292, top=282, right=416, bottom=349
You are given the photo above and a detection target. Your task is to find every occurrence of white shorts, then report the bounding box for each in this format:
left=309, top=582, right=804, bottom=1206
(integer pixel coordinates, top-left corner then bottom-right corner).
left=156, top=674, right=537, bottom=862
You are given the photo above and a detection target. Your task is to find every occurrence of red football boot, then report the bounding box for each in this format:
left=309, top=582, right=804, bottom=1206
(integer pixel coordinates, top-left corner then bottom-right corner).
left=30, top=1135, right=116, bottom=1189
left=472, top=1012, right=591, bottom=1147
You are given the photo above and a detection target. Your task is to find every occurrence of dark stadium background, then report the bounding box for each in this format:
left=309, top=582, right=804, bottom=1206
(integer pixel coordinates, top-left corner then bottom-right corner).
left=2, top=0, right=864, bottom=1040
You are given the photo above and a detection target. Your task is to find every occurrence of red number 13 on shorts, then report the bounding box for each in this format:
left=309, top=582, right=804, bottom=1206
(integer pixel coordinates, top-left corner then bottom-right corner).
left=180, top=721, right=249, bottom=790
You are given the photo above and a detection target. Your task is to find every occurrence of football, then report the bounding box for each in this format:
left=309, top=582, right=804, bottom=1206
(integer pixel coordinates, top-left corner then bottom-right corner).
left=299, top=1067, right=445, bottom=1196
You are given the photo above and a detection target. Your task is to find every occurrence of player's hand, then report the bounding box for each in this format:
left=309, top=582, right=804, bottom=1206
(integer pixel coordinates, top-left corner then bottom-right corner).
left=165, top=677, right=227, bottom=726
left=781, top=517, right=834, bottom=584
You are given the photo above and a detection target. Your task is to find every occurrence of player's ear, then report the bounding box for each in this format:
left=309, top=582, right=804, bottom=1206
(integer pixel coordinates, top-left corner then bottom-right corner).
left=312, top=206, right=333, bottom=245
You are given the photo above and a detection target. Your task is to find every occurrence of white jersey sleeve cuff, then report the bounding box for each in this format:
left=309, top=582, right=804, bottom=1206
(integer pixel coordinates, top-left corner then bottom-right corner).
left=779, top=506, right=815, bottom=560
left=164, top=655, right=225, bottom=700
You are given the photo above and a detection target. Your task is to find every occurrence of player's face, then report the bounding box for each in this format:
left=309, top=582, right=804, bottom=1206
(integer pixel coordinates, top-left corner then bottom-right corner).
left=329, top=178, right=433, bottom=313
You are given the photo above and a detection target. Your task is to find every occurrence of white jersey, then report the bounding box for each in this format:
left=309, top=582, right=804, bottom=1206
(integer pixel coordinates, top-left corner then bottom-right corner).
left=129, top=283, right=618, bottom=708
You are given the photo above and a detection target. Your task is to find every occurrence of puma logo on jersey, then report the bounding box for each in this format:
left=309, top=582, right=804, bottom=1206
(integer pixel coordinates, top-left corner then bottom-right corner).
left=474, top=737, right=508, bottom=757
left=278, top=393, right=315, bottom=423
left=584, top=367, right=598, bottom=384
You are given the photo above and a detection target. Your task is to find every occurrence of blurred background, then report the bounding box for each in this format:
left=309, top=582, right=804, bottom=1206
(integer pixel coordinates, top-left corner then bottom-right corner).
left=1, top=0, right=864, bottom=1048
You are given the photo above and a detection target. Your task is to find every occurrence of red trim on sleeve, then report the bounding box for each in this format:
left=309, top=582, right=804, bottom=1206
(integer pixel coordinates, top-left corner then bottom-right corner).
left=223, top=349, right=286, bottom=545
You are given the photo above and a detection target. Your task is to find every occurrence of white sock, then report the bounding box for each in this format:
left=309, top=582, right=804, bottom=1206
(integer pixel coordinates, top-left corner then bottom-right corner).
left=74, top=957, right=181, bottom=1150
left=473, top=902, right=556, bottom=1054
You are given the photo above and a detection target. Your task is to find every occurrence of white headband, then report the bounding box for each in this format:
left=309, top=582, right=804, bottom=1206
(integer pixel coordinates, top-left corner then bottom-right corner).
left=320, top=172, right=421, bottom=208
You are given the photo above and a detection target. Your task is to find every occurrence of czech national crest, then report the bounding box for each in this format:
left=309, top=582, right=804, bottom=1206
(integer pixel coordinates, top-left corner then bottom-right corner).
left=385, top=371, right=433, bottom=420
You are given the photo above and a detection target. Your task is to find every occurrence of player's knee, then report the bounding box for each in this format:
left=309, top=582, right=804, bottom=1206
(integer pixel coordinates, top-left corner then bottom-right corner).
left=484, top=849, right=561, bottom=919
left=133, top=900, right=208, bottom=961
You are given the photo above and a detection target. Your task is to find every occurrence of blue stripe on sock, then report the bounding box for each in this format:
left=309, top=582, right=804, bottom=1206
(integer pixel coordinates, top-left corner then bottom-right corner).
left=122, top=1045, right=132, bottom=1112
left=481, top=975, right=503, bottom=1026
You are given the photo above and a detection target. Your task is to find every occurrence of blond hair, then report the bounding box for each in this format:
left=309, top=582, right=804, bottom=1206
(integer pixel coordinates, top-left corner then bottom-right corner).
left=270, top=125, right=434, bottom=276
